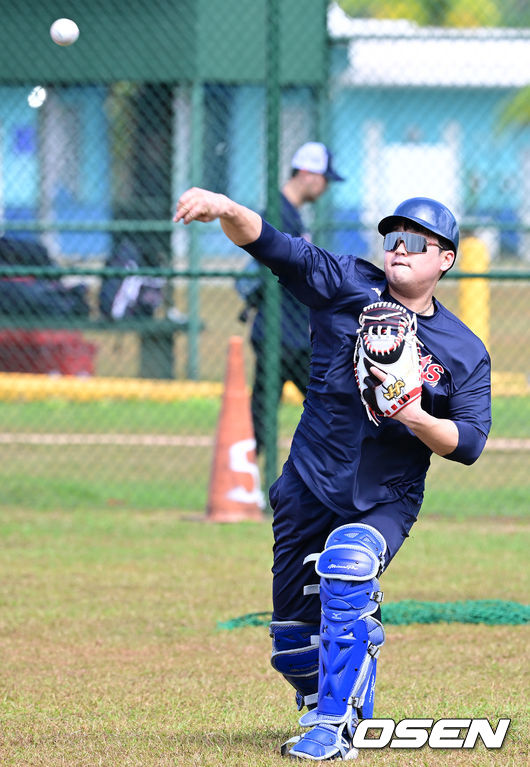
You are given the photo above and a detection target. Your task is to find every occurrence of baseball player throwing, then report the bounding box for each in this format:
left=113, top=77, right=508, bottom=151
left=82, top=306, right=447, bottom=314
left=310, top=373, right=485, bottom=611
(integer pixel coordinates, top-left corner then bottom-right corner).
left=174, top=190, right=491, bottom=760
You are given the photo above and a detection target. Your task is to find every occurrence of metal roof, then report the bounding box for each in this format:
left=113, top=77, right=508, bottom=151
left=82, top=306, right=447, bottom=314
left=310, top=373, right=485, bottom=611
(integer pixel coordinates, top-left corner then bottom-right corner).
left=328, top=2, right=530, bottom=87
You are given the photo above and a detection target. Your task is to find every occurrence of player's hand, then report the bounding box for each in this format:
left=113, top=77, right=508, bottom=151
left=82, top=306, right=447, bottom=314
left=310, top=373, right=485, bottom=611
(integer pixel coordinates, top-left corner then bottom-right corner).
left=174, top=187, right=263, bottom=245
left=173, top=187, right=229, bottom=225
left=368, top=365, right=423, bottom=423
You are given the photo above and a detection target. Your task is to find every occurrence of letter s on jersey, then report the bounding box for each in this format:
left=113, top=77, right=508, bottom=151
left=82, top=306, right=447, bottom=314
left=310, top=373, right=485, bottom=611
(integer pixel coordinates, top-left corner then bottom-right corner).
left=420, top=353, right=444, bottom=386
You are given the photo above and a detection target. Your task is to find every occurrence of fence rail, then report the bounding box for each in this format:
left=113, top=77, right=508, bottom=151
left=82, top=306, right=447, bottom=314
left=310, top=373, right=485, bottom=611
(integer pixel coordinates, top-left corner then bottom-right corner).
left=0, top=266, right=529, bottom=280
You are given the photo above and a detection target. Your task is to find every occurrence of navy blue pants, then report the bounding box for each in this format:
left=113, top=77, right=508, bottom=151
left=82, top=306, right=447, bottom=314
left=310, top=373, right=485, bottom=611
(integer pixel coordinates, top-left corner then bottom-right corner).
left=269, top=457, right=422, bottom=623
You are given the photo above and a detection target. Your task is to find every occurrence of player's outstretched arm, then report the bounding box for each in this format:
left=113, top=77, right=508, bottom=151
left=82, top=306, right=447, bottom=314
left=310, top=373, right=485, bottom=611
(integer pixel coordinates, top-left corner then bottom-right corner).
left=173, top=187, right=262, bottom=246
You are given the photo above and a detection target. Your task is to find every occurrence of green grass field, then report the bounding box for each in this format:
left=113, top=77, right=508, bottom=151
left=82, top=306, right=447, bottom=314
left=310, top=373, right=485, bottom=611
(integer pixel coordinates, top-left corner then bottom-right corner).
left=0, top=395, right=528, bottom=515
left=0, top=507, right=528, bottom=766
left=0, top=389, right=528, bottom=764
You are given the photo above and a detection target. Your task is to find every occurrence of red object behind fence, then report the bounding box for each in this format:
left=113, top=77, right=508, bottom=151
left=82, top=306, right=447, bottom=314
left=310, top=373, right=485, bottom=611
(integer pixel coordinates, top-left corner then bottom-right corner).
left=0, top=330, right=97, bottom=376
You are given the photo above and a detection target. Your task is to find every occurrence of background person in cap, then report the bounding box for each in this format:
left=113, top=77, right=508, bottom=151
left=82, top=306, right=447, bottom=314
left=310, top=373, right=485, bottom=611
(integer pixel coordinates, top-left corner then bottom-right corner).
left=176, top=190, right=491, bottom=760
left=236, top=141, right=344, bottom=454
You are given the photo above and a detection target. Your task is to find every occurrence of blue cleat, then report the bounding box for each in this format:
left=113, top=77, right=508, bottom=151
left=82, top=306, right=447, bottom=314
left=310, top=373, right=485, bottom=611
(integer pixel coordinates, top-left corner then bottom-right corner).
left=285, top=723, right=358, bottom=760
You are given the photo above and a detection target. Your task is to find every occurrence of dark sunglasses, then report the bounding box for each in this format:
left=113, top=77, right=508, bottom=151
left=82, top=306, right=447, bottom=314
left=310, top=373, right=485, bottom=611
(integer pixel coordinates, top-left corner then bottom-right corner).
left=383, top=231, right=444, bottom=253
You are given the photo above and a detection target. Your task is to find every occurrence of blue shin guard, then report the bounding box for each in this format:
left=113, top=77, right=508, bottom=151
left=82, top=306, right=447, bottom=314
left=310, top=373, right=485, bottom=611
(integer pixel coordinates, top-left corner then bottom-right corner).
left=270, top=621, right=320, bottom=709
left=287, top=523, right=387, bottom=761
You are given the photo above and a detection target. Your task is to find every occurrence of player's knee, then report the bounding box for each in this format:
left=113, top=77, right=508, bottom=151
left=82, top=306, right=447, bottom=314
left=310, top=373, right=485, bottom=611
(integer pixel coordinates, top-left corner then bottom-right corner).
left=303, top=523, right=387, bottom=624
left=304, top=522, right=387, bottom=582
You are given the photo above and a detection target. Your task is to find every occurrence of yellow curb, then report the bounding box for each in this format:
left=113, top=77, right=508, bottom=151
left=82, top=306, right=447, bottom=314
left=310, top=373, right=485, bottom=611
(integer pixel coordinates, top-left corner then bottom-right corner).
left=0, top=371, right=526, bottom=403
left=0, top=373, right=223, bottom=402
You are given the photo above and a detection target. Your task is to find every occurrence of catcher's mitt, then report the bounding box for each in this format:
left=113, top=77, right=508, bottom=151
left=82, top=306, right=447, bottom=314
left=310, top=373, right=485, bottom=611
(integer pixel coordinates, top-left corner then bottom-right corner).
left=353, top=301, right=423, bottom=425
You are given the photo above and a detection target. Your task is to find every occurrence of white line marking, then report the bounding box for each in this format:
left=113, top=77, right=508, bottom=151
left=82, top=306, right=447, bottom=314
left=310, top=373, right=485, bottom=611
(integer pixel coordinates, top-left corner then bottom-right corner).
left=0, top=434, right=527, bottom=450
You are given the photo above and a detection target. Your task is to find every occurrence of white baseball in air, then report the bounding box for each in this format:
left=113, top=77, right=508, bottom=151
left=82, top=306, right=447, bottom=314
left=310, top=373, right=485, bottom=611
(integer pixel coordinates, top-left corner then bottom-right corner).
left=50, top=18, right=80, bottom=47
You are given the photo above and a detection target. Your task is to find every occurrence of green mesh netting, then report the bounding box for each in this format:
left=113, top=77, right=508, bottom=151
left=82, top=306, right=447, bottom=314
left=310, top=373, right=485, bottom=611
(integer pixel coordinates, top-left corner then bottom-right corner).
left=217, top=600, right=530, bottom=630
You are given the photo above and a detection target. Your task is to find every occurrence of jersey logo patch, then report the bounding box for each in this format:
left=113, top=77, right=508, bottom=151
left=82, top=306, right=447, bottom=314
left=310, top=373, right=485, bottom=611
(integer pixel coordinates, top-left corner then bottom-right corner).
left=420, top=353, right=444, bottom=386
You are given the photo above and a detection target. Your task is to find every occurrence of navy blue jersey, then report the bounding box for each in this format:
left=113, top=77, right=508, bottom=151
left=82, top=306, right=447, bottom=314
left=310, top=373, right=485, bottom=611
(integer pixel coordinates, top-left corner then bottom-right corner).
left=244, top=220, right=491, bottom=516
left=250, top=194, right=311, bottom=350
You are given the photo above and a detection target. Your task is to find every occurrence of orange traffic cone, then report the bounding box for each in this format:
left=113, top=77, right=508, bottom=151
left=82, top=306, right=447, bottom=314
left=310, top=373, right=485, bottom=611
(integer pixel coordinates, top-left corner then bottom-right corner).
left=206, top=335, right=265, bottom=522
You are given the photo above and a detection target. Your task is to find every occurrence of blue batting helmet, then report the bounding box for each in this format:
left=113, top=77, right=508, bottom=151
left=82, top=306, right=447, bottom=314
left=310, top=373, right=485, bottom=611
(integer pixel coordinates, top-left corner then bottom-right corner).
left=378, top=197, right=459, bottom=253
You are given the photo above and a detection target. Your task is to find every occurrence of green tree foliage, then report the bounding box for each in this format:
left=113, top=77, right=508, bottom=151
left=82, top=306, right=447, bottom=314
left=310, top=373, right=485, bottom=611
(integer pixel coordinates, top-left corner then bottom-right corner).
left=336, top=0, right=530, bottom=27
left=498, top=87, right=530, bottom=129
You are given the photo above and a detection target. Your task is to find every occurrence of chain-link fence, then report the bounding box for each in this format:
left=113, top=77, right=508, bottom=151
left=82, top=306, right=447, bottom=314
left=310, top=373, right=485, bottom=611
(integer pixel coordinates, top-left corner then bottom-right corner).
left=0, top=0, right=528, bottom=515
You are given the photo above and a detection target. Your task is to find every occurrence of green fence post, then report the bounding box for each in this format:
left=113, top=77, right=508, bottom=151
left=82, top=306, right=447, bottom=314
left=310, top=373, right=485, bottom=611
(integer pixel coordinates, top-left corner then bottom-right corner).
left=139, top=328, right=174, bottom=379
left=187, top=79, right=204, bottom=380
left=263, top=0, right=281, bottom=500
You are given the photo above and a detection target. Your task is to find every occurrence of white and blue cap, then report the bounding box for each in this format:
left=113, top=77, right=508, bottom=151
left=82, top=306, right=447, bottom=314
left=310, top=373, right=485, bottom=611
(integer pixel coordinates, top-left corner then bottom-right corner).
left=291, top=141, right=345, bottom=181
